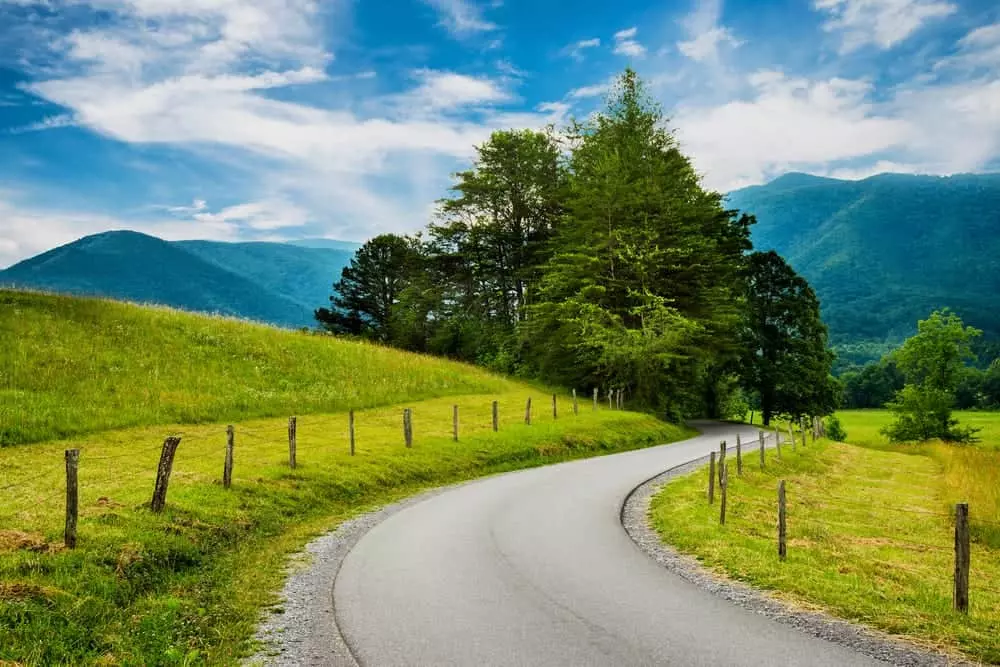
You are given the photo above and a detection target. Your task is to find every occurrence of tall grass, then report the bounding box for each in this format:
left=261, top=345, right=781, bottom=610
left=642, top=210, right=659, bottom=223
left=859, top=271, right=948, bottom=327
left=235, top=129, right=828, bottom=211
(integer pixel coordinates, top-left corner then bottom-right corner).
left=0, top=290, right=518, bottom=445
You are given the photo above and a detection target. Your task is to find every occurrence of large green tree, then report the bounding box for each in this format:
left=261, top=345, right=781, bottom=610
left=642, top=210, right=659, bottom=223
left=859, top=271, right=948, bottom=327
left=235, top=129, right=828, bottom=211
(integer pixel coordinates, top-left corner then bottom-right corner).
left=882, top=309, right=981, bottom=442
left=523, top=69, right=752, bottom=414
left=315, top=234, right=422, bottom=341
left=740, top=250, right=836, bottom=425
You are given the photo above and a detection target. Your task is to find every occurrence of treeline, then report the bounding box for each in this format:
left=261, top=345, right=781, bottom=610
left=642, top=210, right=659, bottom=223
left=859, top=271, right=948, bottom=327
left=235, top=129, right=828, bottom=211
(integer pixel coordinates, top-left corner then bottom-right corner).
left=317, top=70, right=836, bottom=423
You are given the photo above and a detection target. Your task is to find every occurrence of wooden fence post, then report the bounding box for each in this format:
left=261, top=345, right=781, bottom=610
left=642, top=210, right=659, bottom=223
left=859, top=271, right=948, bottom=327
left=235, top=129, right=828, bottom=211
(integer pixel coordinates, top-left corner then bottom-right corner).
left=608, top=392, right=613, bottom=410
left=778, top=480, right=787, bottom=561
left=403, top=409, right=413, bottom=448
left=573, top=389, right=578, bottom=416
left=720, top=463, right=728, bottom=526
left=736, top=434, right=743, bottom=476
left=759, top=431, right=766, bottom=470
left=775, top=428, right=782, bottom=460
left=349, top=410, right=356, bottom=455
left=492, top=400, right=499, bottom=432
left=288, top=417, right=297, bottom=469
left=708, top=451, right=716, bottom=504
left=525, top=397, right=532, bottom=425
left=453, top=405, right=459, bottom=442
left=788, top=423, right=796, bottom=451
left=552, top=394, right=557, bottom=419
left=223, top=425, right=234, bottom=488
left=151, top=436, right=181, bottom=513
left=64, top=449, right=79, bottom=549
left=593, top=387, right=598, bottom=411
left=719, top=441, right=727, bottom=488
left=954, top=502, right=970, bottom=613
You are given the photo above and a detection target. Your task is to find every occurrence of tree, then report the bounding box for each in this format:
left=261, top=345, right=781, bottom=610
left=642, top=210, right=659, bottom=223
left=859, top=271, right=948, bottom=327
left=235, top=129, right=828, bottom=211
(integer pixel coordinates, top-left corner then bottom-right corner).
left=740, top=251, right=835, bottom=425
left=523, top=69, right=752, bottom=415
left=315, top=234, right=422, bottom=341
left=882, top=309, right=981, bottom=442
left=841, top=359, right=904, bottom=408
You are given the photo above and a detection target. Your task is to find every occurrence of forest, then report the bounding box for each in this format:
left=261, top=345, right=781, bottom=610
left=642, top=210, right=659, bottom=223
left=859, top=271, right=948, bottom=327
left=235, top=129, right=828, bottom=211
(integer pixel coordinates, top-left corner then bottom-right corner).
left=316, top=69, right=834, bottom=426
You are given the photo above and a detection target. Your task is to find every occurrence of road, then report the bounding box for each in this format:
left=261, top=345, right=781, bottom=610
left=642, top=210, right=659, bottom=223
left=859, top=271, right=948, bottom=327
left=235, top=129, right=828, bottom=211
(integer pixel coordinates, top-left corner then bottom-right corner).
left=333, top=422, right=884, bottom=666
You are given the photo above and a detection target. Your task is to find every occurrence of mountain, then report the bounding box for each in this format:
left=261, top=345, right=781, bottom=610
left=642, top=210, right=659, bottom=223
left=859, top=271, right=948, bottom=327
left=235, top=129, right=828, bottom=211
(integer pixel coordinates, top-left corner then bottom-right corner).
left=728, top=172, right=1000, bottom=362
left=287, top=238, right=363, bottom=252
left=0, top=231, right=355, bottom=327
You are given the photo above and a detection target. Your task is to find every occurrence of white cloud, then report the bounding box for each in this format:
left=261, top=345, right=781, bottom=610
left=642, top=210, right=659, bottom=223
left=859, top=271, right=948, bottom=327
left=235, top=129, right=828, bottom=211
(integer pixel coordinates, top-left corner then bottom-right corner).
left=193, top=199, right=309, bottom=230
left=677, top=0, right=742, bottom=62
left=936, top=22, right=1000, bottom=71
left=562, top=37, right=600, bottom=61
left=568, top=81, right=611, bottom=99
left=613, top=27, right=646, bottom=57
left=421, top=0, right=496, bottom=37
left=814, top=0, right=957, bottom=53
left=401, top=69, right=510, bottom=112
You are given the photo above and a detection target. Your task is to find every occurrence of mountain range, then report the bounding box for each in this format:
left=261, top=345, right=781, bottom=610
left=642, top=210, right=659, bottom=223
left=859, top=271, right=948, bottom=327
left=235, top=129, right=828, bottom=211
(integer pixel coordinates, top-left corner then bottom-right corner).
left=728, top=172, right=1000, bottom=363
left=0, top=231, right=357, bottom=328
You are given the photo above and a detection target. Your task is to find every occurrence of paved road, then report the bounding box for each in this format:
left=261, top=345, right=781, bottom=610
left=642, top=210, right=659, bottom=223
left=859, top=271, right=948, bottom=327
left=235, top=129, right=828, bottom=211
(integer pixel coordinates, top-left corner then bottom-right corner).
left=334, top=422, right=883, bottom=666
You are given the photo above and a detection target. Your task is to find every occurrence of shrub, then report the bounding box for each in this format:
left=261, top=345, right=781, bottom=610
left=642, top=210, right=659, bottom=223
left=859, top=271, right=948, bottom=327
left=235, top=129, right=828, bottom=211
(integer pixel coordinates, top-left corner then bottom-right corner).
left=825, top=415, right=847, bottom=442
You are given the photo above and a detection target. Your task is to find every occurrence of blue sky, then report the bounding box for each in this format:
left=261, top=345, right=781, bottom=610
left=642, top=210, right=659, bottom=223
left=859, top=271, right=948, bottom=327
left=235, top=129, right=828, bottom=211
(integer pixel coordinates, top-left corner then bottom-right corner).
left=0, top=0, right=998, bottom=267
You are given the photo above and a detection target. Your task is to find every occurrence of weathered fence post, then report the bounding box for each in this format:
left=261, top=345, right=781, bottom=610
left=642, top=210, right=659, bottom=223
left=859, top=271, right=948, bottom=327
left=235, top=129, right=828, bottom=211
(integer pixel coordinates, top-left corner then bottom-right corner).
left=573, top=389, right=579, bottom=416
left=64, top=449, right=79, bottom=549
left=954, top=502, right=970, bottom=613
left=223, top=425, right=234, bottom=488
left=719, top=441, right=727, bottom=488
left=759, top=430, right=766, bottom=470
left=525, top=397, right=532, bottom=425
left=720, top=463, right=728, bottom=526
left=778, top=480, right=787, bottom=561
left=708, top=451, right=716, bottom=504
left=552, top=394, right=558, bottom=419
left=736, top=434, right=743, bottom=476
left=349, top=410, right=356, bottom=455
left=775, top=428, right=782, bottom=460
left=453, top=405, right=459, bottom=442
left=288, top=416, right=297, bottom=469
left=403, top=409, right=413, bottom=447
left=492, top=400, right=499, bottom=432
left=788, top=423, right=796, bottom=451
left=151, top=436, right=181, bottom=513
left=593, top=387, right=598, bottom=411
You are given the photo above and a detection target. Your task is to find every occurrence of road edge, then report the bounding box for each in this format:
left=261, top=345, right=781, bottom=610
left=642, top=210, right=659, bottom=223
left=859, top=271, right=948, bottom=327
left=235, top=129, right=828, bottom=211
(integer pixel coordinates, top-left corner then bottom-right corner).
left=620, top=457, right=968, bottom=667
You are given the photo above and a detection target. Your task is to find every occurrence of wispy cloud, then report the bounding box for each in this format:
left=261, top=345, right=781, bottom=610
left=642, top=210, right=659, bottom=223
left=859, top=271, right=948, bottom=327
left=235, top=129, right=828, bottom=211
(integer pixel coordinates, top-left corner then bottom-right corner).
left=562, top=37, right=600, bottom=61
left=421, top=0, right=497, bottom=37
left=613, top=27, right=646, bottom=57
left=814, top=0, right=957, bottom=53
left=676, top=0, right=742, bottom=62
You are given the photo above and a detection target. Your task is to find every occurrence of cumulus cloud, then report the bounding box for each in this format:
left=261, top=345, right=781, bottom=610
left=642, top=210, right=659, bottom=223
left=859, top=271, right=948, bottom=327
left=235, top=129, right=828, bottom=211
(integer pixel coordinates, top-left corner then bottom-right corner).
left=613, top=27, right=645, bottom=57
left=814, top=0, right=957, bottom=53
left=676, top=0, right=742, bottom=62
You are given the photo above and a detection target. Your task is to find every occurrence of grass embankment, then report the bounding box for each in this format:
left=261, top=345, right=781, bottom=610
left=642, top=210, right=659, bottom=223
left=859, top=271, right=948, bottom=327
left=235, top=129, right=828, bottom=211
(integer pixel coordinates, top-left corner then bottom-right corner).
left=651, top=411, right=1000, bottom=663
left=0, top=289, right=518, bottom=446
left=0, top=290, right=691, bottom=665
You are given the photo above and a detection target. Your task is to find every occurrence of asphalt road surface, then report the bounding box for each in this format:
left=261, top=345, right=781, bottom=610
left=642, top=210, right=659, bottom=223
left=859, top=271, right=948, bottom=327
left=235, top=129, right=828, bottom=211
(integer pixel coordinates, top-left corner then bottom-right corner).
left=334, top=422, right=884, bottom=666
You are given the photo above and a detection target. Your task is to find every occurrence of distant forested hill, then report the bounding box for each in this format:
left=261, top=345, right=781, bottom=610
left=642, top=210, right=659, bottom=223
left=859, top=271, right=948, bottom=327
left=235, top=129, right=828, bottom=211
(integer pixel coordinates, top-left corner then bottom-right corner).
left=0, top=231, right=354, bottom=327
left=728, top=172, right=1000, bottom=363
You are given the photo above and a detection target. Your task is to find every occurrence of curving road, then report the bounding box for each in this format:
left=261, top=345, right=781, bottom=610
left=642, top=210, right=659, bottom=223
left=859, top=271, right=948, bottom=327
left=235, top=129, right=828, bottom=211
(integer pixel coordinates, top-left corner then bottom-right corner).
left=333, top=422, right=884, bottom=666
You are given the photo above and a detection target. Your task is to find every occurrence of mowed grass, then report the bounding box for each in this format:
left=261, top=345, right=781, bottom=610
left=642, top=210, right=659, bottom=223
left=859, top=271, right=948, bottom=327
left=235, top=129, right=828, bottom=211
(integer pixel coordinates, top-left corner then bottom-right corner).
left=0, top=290, right=693, bottom=665
left=0, top=290, right=519, bottom=446
left=650, top=432, right=1000, bottom=663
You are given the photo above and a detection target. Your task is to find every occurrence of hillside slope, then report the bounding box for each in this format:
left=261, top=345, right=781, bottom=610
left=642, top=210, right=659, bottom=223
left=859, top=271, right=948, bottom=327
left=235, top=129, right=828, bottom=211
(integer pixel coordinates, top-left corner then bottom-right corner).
left=0, top=231, right=353, bottom=328
left=727, top=172, right=1000, bottom=347
left=0, top=289, right=516, bottom=445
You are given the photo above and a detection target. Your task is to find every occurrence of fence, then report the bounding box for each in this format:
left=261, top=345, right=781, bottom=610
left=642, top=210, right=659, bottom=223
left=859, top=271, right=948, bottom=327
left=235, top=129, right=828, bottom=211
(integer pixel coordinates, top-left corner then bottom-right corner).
left=702, top=426, right=989, bottom=615
left=2, top=388, right=636, bottom=550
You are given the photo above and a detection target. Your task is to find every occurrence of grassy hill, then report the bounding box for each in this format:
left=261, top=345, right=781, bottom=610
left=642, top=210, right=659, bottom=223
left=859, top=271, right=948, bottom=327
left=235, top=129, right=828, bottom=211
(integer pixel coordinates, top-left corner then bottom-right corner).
left=0, top=231, right=354, bottom=328
left=727, top=172, right=1000, bottom=358
left=0, top=289, right=686, bottom=664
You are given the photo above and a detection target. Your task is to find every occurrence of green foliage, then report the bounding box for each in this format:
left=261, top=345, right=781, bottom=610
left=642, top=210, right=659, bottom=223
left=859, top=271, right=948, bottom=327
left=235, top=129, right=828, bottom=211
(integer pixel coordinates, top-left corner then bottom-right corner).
left=840, top=359, right=904, bottom=408
left=824, top=414, right=847, bottom=441
left=739, top=250, right=836, bottom=424
left=727, top=172, right=1000, bottom=351
left=882, top=310, right=982, bottom=443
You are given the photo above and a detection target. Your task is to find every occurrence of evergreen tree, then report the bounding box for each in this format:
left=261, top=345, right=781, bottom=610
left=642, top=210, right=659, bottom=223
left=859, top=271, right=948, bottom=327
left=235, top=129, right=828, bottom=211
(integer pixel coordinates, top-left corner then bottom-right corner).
left=741, top=250, right=835, bottom=425
left=315, top=234, right=422, bottom=341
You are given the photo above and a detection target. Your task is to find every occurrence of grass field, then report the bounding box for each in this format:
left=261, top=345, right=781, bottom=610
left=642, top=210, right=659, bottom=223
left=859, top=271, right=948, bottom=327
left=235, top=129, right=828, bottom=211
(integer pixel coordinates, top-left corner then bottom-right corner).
left=0, top=290, right=692, bottom=665
left=0, top=290, right=518, bottom=446
left=650, top=410, right=1000, bottom=663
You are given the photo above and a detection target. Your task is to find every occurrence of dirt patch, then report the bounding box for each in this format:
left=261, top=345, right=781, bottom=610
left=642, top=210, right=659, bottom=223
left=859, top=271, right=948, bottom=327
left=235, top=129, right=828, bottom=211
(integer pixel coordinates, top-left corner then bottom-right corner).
left=0, top=530, right=63, bottom=554
left=0, top=581, right=59, bottom=602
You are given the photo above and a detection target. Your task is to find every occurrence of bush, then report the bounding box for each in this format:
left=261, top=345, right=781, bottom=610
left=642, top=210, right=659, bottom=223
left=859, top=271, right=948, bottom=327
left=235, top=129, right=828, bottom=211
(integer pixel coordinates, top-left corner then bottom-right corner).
left=881, top=385, right=979, bottom=443
left=825, top=415, right=847, bottom=442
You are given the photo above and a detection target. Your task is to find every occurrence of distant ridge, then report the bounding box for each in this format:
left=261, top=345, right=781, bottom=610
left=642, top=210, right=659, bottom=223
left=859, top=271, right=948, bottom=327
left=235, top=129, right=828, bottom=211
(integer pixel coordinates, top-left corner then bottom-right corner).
left=0, top=231, right=356, bottom=327
left=727, top=171, right=1000, bottom=360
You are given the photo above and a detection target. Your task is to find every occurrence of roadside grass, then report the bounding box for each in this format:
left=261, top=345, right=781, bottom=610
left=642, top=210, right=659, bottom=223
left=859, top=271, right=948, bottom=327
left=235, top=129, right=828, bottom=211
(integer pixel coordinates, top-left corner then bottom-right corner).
left=0, top=289, right=517, bottom=446
left=1, top=392, right=691, bottom=665
left=649, top=437, right=1000, bottom=663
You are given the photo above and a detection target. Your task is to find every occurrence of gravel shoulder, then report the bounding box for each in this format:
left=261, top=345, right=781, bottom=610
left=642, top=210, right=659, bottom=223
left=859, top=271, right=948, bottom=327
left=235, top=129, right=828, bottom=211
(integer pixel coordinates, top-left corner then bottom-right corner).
left=621, top=456, right=970, bottom=667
